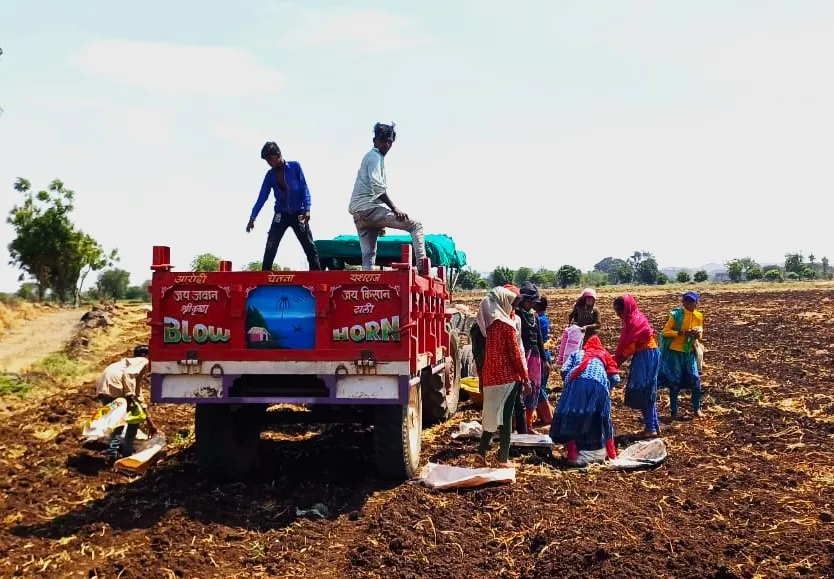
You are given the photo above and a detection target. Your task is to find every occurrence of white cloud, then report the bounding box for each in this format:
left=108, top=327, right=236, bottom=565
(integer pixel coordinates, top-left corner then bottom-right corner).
left=273, top=6, right=423, bottom=52
left=73, top=40, right=284, bottom=97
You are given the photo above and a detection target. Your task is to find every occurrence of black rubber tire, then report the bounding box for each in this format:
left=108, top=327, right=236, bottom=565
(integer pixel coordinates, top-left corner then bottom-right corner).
left=460, top=344, right=474, bottom=378
left=194, top=404, right=264, bottom=482
left=374, top=382, right=422, bottom=479
left=422, top=330, right=461, bottom=425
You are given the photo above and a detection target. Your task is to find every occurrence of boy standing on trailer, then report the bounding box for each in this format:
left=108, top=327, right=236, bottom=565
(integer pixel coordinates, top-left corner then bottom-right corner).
left=348, top=122, right=426, bottom=270
left=247, top=141, right=321, bottom=271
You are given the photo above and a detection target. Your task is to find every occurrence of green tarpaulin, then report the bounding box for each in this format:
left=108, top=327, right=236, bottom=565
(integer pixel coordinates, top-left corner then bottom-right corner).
left=315, top=234, right=467, bottom=269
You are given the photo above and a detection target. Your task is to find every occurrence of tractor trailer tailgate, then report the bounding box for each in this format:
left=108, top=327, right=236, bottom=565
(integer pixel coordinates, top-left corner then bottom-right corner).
left=148, top=264, right=450, bottom=405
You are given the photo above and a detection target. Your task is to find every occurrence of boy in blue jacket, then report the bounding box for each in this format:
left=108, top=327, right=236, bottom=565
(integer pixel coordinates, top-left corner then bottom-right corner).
left=246, top=142, right=321, bottom=271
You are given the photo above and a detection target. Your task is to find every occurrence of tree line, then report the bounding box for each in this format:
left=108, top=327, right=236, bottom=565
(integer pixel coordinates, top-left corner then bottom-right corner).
left=457, top=251, right=676, bottom=289
left=456, top=250, right=831, bottom=290
left=4, top=179, right=830, bottom=302
left=723, top=253, right=830, bottom=283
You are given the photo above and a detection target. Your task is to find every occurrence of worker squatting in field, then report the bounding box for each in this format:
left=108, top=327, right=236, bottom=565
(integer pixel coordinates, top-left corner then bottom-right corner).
left=472, top=284, right=704, bottom=468
left=94, top=345, right=158, bottom=458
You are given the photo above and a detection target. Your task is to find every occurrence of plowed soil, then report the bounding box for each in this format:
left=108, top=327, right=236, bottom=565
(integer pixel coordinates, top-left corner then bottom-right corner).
left=1, top=287, right=833, bottom=578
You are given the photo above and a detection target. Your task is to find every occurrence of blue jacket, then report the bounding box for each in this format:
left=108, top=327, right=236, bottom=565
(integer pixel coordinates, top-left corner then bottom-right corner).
left=250, top=161, right=311, bottom=220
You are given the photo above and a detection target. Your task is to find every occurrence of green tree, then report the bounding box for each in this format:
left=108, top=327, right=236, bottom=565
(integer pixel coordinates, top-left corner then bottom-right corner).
left=693, top=270, right=709, bottom=283
left=191, top=253, right=221, bottom=272
left=822, top=256, right=829, bottom=278
left=676, top=271, right=691, bottom=283
left=529, top=268, right=556, bottom=288
left=725, top=260, right=743, bottom=282
left=616, top=263, right=633, bottom=284
left=456, top=268, right=485, bottom=290
left=802, top=265, right=816, bottom=280
left=593, top=257, right=628, bottom=274
left=656, top=273, right=669, bottom=285
left=96, top=268, right=131, bottom=299
left=124, top=285, right=150, bottom=301
left=244, top=261, right=288, bottom=271
left=16, top=282, right=38, bottom=301
left=764, top=269, right=782, bottom=282
left=746, top=266, right=763, bottom=281
left=635, top=258, right=659, bottom=284
left=556, top=265, right=582, bottom=288
left=490, top=266, right=515, bottom=287
left=514, top=267, right=533, bottom=287
left=7, top=178, right=116, bottom=304
left=784, top=253, right=804, bottom=275
left=580, top=270, right=608, bottom=287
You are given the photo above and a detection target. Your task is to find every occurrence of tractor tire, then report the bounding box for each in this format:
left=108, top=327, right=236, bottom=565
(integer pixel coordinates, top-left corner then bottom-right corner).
left=422, top=330, right=462, bottom=425
left=374, top=382, right=422, bottom=479
left=460, top=344, right=474, bottom=378
left=195, top=404, right=264, bottom=482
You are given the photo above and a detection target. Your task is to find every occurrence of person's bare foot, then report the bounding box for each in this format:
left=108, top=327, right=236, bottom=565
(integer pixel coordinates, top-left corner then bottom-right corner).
left=474, top=453, right=488, bottom=467
left=694, top=409, right=705, bottom=418
left=642, top=429, right=658, bottom=438
left=496, top=460, right=517, bottom=468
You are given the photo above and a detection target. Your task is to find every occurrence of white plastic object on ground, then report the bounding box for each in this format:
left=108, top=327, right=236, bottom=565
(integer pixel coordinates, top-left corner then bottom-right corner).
left=451, top=420, right=483, bottom=440
left=81, top=398, right=128, bottom=441
left=451, top=421, right=553, bottom=448
left=114, top=432, right=167, bottom=476
left=417, top=462, right=515, bottom=490
left=510, top=433, right=553, bottom=448
left=609, top=438, right=668, bottom=470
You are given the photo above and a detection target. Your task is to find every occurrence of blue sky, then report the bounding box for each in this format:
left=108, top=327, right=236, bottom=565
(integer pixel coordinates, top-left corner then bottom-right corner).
left=2, top=0, right=833, bottom=290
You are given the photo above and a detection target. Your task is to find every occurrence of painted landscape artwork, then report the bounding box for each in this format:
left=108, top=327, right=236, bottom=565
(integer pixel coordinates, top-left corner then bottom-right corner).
left=245, top=286, right=316, bottom=350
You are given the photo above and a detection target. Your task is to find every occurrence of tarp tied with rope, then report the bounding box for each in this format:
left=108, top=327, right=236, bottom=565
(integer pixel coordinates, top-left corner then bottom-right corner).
left=315, top=234, right=467, bottom=270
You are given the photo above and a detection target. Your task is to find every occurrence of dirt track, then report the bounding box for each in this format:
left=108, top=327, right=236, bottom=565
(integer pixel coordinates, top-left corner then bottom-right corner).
left=0, top=288, right=833, bottom=578
left=0, top=309, right=85, bottom=373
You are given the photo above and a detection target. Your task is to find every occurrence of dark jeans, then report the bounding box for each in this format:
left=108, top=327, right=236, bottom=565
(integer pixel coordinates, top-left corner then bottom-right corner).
left=263, top=213, right=321, bottom=271
left=513, top=381, right=528, bottom=434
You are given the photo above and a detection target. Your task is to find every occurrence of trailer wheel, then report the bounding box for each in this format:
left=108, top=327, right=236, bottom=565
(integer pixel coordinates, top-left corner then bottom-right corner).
left=195, top=404, right=263, bottom=482
left=374, top=382, right=422, bottom=479
left=460, top=344, right=474, bottom=378
left=422, top=329, right=462, bottom=424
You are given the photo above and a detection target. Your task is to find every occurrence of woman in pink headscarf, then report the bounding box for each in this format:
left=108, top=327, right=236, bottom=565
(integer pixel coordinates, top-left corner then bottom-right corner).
left=613, top=294, right=661, bottom=437
left=568, top=287, right=601, bottom=345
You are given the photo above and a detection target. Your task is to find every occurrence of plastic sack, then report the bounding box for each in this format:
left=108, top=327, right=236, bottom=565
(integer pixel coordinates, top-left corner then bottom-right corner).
left=556, top=325, right=584, bottom=366
left=115, top=432, right=166, bottom=476
left=609, top=438, right=668, bottom=470
left=693, top=340, right=705, bottom=371
left=417, top=462, right=515, bottom=490
left=81, top=398, right=128, bottom=441
left=451, top=420, right=483, bottom=440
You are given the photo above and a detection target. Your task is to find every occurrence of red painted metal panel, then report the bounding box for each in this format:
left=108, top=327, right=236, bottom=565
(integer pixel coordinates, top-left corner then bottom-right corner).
left=148, top=246, right=452, bottom=375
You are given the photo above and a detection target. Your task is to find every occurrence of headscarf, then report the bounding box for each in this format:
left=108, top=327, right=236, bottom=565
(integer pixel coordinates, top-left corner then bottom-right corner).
left=476, top=287, right=518, bottom=334
left=575, top=287, right=597, bottom=307
left=614, top=294, right=654, bottom=360
left=569, top=335, right=619, bottom=381
left=683, top=291, right=700, bottom=302
left=518, top=281, right=540, bottom=304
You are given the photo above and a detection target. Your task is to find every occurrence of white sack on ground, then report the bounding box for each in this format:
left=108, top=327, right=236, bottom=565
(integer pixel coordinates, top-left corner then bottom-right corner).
left=417, top=462, right=515, bottom=490
left=610, top=438, right=668, bottom=470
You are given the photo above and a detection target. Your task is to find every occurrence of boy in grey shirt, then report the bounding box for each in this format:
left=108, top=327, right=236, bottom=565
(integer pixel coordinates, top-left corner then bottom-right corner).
left=348, top=122, right=426, bottom=270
